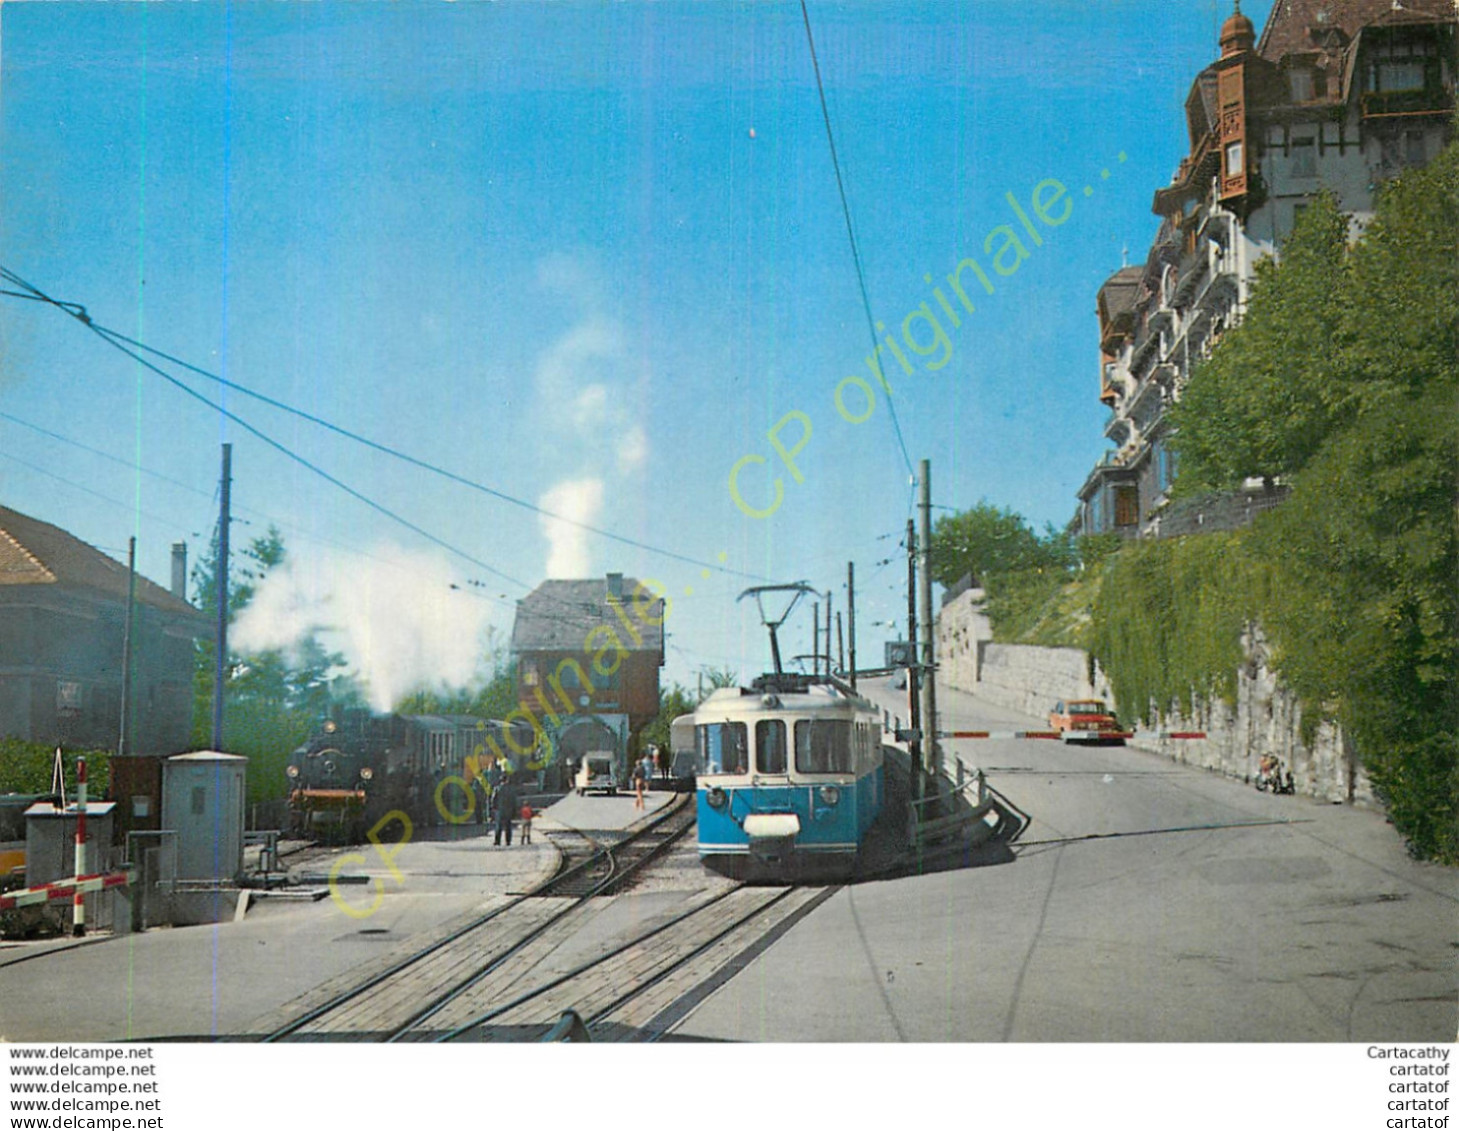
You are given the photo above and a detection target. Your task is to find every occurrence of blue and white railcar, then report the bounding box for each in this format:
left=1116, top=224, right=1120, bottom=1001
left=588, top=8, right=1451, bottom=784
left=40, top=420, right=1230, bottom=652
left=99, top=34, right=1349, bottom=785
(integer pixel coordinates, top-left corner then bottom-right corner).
left=695, top=678, right=884, bottom=876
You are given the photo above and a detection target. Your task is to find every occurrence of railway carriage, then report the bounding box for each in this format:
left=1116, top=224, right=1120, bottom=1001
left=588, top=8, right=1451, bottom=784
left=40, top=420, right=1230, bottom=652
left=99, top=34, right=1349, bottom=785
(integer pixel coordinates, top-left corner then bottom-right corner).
left=286, top=711, right=540, bottom=836
left=694, top=674, right=883, bottom=878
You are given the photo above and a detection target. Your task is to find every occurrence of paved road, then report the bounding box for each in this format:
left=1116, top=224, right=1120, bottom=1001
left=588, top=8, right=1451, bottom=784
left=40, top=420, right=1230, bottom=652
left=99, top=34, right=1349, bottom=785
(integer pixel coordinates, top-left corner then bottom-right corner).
left=674, top=677, right=1459, bottom=1042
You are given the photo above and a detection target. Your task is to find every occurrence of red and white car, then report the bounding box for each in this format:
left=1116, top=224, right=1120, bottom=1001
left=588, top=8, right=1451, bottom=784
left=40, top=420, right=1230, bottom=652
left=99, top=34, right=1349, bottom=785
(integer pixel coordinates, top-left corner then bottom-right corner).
left=1048, top=699, right=1126, bottom=744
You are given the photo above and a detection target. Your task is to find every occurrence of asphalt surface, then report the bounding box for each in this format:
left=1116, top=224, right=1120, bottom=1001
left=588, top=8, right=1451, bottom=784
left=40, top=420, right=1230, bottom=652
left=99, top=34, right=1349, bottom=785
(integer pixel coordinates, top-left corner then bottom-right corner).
left=0, top=790, right=674, bottom=1041
left=670, top=676, right=1459, bottom=1042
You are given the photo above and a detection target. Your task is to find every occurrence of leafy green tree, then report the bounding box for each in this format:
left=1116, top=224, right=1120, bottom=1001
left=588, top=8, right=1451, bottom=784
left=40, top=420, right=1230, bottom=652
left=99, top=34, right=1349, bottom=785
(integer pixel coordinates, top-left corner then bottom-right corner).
left=928, top=501, right=1051, bottom=587
left=1168, top=191, right=1349, bottom=490
left=0, top=738, right=110, bottom=796
left=639, top=684, right=698, bottom=757
left=188, top=527, right=355, bottom=801
left=1247, top=142, right=1459, bottom=862
left=395, top=656, right=515, bottom=719
left=700, top=666, right=739, bottom=693
left=1107, top=134, right=1459, bottom=861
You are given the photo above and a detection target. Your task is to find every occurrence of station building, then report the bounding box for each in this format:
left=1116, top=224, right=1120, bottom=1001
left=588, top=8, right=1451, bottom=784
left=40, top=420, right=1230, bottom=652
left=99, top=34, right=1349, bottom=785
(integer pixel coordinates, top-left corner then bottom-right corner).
left=510, top=573, right=666, bottom=759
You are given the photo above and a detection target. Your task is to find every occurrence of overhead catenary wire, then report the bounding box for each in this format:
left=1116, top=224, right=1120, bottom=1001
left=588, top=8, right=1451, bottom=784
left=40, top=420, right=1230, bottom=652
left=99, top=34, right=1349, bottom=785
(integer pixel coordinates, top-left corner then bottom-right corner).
left=0, top=408, right=522, bottom=594
left=0, top=270, right=532, bottom=598
left=799, top=0, right=915, bottom=481
left=0, top=265, right=760, bottom=583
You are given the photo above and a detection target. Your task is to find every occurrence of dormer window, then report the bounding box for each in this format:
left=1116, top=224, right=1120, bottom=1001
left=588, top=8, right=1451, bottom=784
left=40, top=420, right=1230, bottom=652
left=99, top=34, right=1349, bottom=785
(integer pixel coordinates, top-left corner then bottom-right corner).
left=1367, top=37, right=1438, bottom=94
left=1289, top=67, right=1315, bottom=102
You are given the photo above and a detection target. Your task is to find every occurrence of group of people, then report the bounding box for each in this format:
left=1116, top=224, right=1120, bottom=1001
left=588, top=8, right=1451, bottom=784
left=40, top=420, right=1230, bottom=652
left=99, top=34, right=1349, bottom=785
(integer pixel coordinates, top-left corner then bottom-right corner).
left=474, top=760, right=534, bottom=846
left=632, top=745, right=667, bottom=809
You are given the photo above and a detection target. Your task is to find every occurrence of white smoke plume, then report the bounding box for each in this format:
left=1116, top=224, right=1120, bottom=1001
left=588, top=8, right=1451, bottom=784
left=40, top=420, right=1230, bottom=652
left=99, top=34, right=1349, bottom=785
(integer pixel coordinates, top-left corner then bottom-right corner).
left=231, top=543, right=501, bottom=712
left=538, top=477, right=603, bottom=579
left=531, top=258, right=649, bottom=578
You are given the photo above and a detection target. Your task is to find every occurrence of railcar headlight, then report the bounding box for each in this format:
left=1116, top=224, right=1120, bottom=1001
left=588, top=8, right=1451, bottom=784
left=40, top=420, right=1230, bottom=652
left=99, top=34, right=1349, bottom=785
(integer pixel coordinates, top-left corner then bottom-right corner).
left=818, top=786, right=840, bottom=806
left=286, top=765, right=300, bottom=779
left=707, top=787, right=728, bottom=810
left=360, top=767, right=374, bottom=781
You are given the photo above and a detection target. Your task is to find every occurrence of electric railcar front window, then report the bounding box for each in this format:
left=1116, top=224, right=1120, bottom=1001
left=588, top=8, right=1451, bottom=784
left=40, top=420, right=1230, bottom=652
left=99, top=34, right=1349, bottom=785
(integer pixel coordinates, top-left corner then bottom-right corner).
left=795, top=719, right=854, bottom=773
left=697, top=722, right=748, bottom=775
left=755, top=720, right=787, bottom=774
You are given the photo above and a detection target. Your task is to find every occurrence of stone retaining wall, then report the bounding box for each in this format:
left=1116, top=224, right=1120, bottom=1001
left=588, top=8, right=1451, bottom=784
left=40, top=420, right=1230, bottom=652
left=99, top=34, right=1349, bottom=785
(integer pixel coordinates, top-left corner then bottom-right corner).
left=935, top=589, right=1374, bottom=807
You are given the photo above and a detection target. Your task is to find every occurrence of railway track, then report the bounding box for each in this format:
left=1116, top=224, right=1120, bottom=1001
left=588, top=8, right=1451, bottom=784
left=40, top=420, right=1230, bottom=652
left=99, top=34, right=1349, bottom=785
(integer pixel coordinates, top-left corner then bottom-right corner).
left=251, top=792, right=798, bottom=1041
left=540, top=797, right=698, bottom=898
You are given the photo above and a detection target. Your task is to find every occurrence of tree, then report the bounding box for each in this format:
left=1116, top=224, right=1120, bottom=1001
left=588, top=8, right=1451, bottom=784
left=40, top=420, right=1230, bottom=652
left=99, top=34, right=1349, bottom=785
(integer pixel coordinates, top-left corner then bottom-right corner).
left=1120, top=134, right=1459, bottom=861
left=395, top=655, right=516, bottom=719
left=700, top=667, right=739, bottom=693
left=1168, top=192, right=1349, bottom=490
left=639, top=684, right=698, bottom=758
left=927, top=501, right=1076, bottom=588
left=1248, top=141, right=1459, bottom=862
left=188, top=527, right=355, bottom=801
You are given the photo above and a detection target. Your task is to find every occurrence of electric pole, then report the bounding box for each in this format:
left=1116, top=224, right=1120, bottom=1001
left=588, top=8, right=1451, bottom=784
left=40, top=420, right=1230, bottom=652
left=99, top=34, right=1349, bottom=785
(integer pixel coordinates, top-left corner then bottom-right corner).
left=847, top=561, right=857, bottom=692
left=117, top=537, right=136, bottom=759
left=211, top=443, right=232, bottom=751
left=906, top=517, right=922, bottom=800
left=918, top=459, right=938, bottom=780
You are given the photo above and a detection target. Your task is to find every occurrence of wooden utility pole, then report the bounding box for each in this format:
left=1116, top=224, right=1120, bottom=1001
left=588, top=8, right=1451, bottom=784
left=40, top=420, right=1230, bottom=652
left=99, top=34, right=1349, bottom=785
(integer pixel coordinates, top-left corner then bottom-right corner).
left=824, top=590, right=833, bottom=678
left=117, top=537, right=136, bottom=759
left=211, top=443, right=232, bottom=751
left=918, top=459, right=938, bottom=780
left=906, top=517, right=922, bottom=799
left=847, top=561, right=857, bottom=692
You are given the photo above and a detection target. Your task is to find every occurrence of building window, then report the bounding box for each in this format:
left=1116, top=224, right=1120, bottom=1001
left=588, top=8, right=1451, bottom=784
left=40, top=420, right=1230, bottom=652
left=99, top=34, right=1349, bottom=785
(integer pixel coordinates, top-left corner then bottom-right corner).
left=521, top=661, right=539, bottom=687
left=1291, top=138, right=1316, bottom=179
left=1289, top=67, right=1314, bottom=103
left=1157, top=445, right=1179, bottom=491
left=1114, top=486, right=1139, bottom=528
left=1374, top=59, right=1426, bottom=93
left=1225, top=142, right=1244, bottom=177
left=1405, top=130, right=1426, bottom=167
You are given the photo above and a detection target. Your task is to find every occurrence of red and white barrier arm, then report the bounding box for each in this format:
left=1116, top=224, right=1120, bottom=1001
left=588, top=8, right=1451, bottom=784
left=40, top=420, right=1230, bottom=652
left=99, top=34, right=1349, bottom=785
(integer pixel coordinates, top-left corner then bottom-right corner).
left=0, top=870, right=134, bottom=912
left=936, top=730, right=1206, bottom=741
left=939, top=730, right=1067, bottom=740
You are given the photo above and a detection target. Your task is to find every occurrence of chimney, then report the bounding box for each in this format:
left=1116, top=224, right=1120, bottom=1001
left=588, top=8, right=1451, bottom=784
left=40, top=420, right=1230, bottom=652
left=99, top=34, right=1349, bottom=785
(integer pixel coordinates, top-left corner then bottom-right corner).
left=171, top=542, right=188, bottom=601
left=606, top=572, right=624, bottom=602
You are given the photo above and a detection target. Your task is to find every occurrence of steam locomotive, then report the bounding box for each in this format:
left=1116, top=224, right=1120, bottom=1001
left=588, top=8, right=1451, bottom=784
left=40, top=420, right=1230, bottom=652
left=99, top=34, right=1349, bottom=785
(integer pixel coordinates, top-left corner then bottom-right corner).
left=286, top=711, right=538, bottom=838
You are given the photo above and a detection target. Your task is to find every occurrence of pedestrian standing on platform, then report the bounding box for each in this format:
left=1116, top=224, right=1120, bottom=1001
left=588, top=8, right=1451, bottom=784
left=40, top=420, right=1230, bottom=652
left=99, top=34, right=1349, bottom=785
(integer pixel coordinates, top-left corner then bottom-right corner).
left=519, top=802, right=534, bottom=844
left=633, top=755, right=648, bottom=810
left=495, top=774, right=519, bottom=846
left=473, top=770, right=491, bottom=825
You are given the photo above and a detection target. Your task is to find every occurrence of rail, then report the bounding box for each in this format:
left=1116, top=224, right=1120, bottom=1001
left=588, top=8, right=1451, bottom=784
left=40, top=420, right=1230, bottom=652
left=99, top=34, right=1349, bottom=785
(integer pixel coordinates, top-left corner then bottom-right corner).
left=262, top=793, right=694, bottom=1042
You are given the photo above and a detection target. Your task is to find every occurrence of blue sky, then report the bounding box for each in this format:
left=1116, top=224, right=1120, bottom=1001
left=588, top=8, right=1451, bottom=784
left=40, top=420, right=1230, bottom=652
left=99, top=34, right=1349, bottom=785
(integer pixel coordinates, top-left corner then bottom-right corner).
left=0, top=1, right=1272, bottom=696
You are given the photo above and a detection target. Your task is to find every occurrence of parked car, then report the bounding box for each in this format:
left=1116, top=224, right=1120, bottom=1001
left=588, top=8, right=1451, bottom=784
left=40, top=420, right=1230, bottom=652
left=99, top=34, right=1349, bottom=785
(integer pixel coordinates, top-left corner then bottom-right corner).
left=575, top=753, right=619, bottom=796
left=1049, top=699, right=1126, bottom=744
